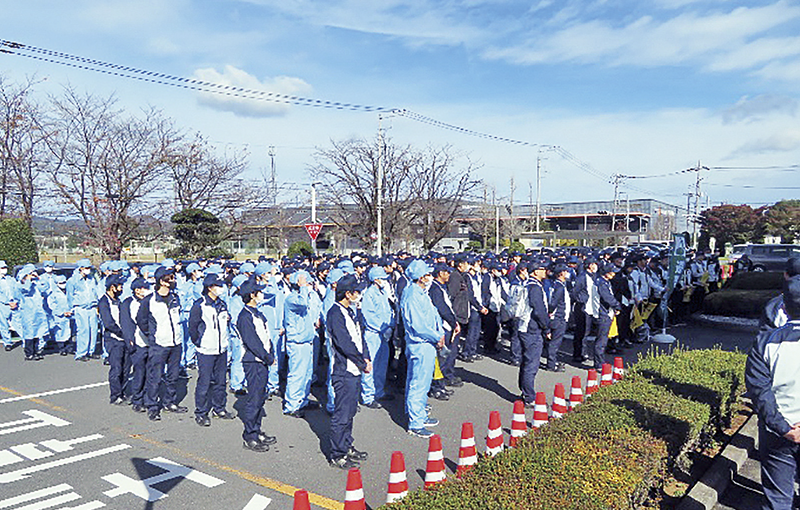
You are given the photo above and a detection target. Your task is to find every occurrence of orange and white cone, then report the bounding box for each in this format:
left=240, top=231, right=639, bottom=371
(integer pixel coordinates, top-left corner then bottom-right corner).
left=293, top=489, right=311, bottom=510
left=457, top=422, right=478, bottom=478
left=424, top=434, right=446, bottom=488
left=509, top=400, right=527, bottom=447
left=586, top=369, right=599, bottom=397
left=344, top=468, right=366, bottom=510
left=532, top=392, right=549, bottom=429
left=613, top=356, right=625, bottom=381
left=601, top=363, right=613, bottom=386
left=552, top=383, right=567, bottom=419
left=569, top=376, right=583, bottom=411
left=386, top=451, right=408, bottom=504
left=485, top=411, right=504, bottom=457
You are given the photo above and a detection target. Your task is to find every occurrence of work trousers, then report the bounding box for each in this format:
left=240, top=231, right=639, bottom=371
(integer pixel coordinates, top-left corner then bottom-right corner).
left=107, top=338, right=131, bottom=402
left=330, top=372, right=360, bottom=460
left=195, top=352, right=228, bottom=417
left=242, top=362, right=268, bottom=443
left=145, top=344, right=181, bottom=411
left=518, top=327, right=544, bottom=403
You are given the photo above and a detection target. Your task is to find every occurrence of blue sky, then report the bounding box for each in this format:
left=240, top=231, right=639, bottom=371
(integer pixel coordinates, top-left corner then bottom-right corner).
left=2, top=0, right=800, bottom=210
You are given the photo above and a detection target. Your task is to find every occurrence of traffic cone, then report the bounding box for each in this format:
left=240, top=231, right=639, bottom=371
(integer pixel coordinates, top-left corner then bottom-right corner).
left=424, top=434, right=446, bottom=488
left=569, top=376, right=583, bottom=411
left=601, top=363, right=613, bottom=386
left=485, top=411, right=503, bottom=457
left=344, top=468, right=365, bottom=510
left=509, top=400, right=527, bottom=447
left=552, top=383, right=567, bottom=419
left=457, top=422, right=478, bottom=478
left=386, top=451, right=408, bottom=504
left=293, top=489, right=310, bottom=510
left=613, top=357, right=625, bottom=381
left=532, top=392, right=549, bottom=429
left=586, top=369, right=599, bottom=397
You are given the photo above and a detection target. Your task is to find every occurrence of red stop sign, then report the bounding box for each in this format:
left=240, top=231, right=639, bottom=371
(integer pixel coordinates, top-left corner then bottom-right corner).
left=304, top=223, right=323, bottom=241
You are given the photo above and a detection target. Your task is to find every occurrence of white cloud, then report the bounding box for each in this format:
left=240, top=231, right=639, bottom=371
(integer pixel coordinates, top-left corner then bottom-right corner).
left=731, top=130, right=800, bottom=155
left=192, top=66, right=313, bottom=118
left=721, top=94, right=798, bottom=123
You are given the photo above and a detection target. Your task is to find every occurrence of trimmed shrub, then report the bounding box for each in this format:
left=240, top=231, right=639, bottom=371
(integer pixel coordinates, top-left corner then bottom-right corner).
left=703, top=289, right=779, bottom=318
left=723, top=271, right=783, bottom=291
left=287, top=240, right=313, bottom=257
left=0, top=218, right=39, bottom=268
left=384, top=348, right=746, bottom=510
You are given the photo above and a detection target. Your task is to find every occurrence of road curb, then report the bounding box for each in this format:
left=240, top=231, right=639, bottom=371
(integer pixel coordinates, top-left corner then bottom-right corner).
left=676, top=410, right=758, bottom=510
left=688, top=314, right=759, bottom=333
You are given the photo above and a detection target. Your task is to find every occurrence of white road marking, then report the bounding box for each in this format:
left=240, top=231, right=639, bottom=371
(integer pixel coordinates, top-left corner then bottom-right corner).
left=9, top=445, right=53, bottom=462
left=40, top=435, right=104, bottom=454
left=59, top=503, right=105, bottom=510
left=0, top=483, right=71, bottom=508
left=242, top=494, right=272, bottom=510
left=102, top=456, right=225, bottom=502
left=0, top=444, right=131, bottom=484
left=0, top=383, right=108, bottom=404
left=0, top=411, right=69, bottom=436
left=15, top=492, right=81, bottom=510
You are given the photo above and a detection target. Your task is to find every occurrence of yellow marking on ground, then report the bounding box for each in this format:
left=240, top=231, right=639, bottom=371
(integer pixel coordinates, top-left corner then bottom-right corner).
left=0, top=386, right=69, bottom=413
left=130, top=434, right=343, bottom=510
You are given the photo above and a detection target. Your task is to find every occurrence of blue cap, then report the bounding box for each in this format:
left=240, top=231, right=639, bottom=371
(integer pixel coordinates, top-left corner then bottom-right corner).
left=43, top=260, right=54, bottom=268
left=231, top=274, right=248, bottom=289
left=55, top=274, right=67, bottom=284
left=406, top=259, right=434, bottom=280
left=0, top=260, right=6, bottom=269
left=77, top=258, right=92, bottom=269
left=326, top=268, right=345, bottom=284
left=17, top=264, right=37, bottom=280
left=337, top=274, right=367, bottom=293
left=161, top=258, right=176, bottom=268
left=289, top=270, right=310, bottom=285
left=240, top=262, right=256, bottom=274
left=154, top=266, right=175, bottom=282
left=433, top=263, right=452, bottom=275
left=105, top=274, right=125, bottom=289
left=337, top=260, right=354, bottom=274
left=368, top=267, right=388, bottom=282
left=238, top=279, right=266, bottom=299
left=130, top=278, right=150, bottom=291
left=185, top=262, right=201, bottom=274
left=203, top=274, right=225, bottom=288
left=254, top=262, right=273, bottom=276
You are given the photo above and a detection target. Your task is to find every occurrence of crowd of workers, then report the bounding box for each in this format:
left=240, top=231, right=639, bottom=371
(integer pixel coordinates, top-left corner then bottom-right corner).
left=0, top=245, right=729, bottom=470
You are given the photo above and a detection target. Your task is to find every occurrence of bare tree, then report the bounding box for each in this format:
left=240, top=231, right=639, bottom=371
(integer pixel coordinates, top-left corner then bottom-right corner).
left=45, top=88, right=176, bottom=259
left=410, top=145, right=480, bottom=250
left=310, top=137, right=420, bottom=251
left=0, top=76, right=49, bottom=223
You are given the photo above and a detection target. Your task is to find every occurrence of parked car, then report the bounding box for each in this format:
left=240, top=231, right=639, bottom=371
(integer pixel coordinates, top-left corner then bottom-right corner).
left=728, top=244, right=800, bottom=272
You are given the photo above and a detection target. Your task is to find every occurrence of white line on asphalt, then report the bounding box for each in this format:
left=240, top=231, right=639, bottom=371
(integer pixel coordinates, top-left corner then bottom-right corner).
left=0, top=383, right=108, bottom=404
left=0, top=444, right=132, bottom=484
left=0, top=483, right=71, bottom=508
left=242, top=494, right=272, bottom=510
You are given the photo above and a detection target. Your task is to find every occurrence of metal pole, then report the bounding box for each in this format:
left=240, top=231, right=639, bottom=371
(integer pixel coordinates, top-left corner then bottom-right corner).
left=535, top=155, right=541, bottom=231
left=377, top=115, right=384, bottom=257
left=495, top=205, right=500, bottom=253
left=311, top=183, right=317, bottom=255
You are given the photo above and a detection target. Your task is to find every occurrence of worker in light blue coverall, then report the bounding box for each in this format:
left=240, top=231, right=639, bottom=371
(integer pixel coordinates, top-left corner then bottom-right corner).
left=15, top=264, right=50, bottom=361
left=0, top=260, right=19, bottom=351
left=67, top=259, right=99, bottom=361
left=283, top=269, right=322, bottom=417
left=227, top=274, right=248, bottom=395
left=322, top=268, right=345, bottom=414
left=47, top=275, right=73, bottom=355
left=360, top=266, right=395, bottom=408
left=262, top=268, right=286, bottom=400
left=401, top=259, right=445, bottom=438
left=180, top=262, right=204, bottom=371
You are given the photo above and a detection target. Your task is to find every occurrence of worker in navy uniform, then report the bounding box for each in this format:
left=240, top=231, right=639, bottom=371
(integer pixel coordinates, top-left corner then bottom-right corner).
left=594, top=263, right=622, bottom=370
left=98, top=274, right=129, bottom=404
left=447, top=254, right=474, bottom=363
left=745, top=277, right=800, bottom=510
left=237, top=279, right=277, bottom=452
left=189, top=274, right=236, bottom=427
left=571, top=258, right=599, bottom=363
left=428, top=263, right=460, bottom=398
left=327, top=274, right=371, bottom=469
left=121, top=278, right=151, bottom=413
left=137, top=266, right=187, bottom=422
left=518, top=260, right=550, bottom=406
left=542, top=263, right=570, bottom=372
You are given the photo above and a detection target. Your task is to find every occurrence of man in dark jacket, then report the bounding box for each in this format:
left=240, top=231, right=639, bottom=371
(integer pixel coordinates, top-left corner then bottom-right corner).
left=519, top=260, right=550, bottom=406
left=99, top=275, right=129, bottom=405
left=593, top=263, right=622, bottom=370
left=542, top=264, right=570, bottom=372
left=428, top=263, right=460, bottom=397
left=746, top=277, right=800, bottom=510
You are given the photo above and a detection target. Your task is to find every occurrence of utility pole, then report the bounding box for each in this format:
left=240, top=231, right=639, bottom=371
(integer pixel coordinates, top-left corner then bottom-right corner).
left=494, top=187, right=500, bottom=254
left=535, top=155, right=542, bottom=231
left=268, top=146, right=277, bottom=206
left=610, top=174, right=625, bottom=239
left=376, top=115, right=385, bottom=257
left=686, top=162, right=708, bottom=249
left=310, top=182, right=318, bottom=255
left=509, top=176, right=515, bottom=243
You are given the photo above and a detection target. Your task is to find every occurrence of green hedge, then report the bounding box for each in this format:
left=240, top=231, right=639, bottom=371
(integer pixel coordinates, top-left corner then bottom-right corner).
left=384, top=347, right=746, bottom=510
left=703, top=289, right=780, bottom=318
left=0, top=218, right=39, bottom=268
left=723, top=271, right=783, bottom=291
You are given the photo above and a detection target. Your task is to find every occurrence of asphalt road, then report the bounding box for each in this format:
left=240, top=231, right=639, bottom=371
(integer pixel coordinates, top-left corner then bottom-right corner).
left=0, top=322, right=753, bottom=510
